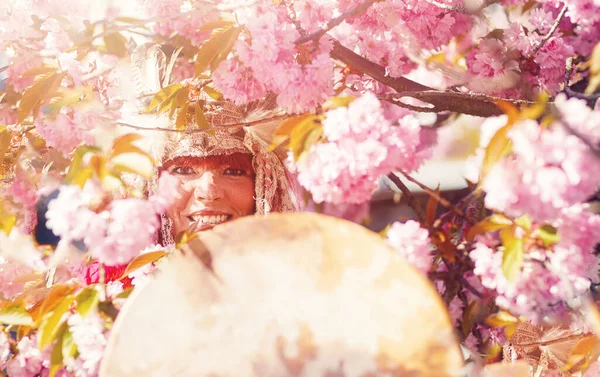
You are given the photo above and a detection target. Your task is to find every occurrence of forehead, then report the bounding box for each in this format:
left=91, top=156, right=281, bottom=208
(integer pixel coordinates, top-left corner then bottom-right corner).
left=162, top=153, right=254, bottom=171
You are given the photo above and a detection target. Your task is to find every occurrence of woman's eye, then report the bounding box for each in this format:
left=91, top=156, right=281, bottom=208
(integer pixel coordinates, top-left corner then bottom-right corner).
left=223, top=168, right=247, bottom=176
left=170, top=166, right=195, bottom=175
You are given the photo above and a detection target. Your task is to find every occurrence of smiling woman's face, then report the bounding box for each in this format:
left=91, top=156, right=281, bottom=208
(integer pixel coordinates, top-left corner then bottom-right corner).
left=162, top=153, right=255, bottom=236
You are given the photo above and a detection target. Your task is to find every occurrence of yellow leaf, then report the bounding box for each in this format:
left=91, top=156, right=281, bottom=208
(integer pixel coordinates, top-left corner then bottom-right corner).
left=110, top=133, right=149, bottom=159
left=322, top=96, right=355, bottom=110
left=145, top=83, right=183, bottom=113
left=270, top=114, right=312, bottom=149
left=18, top=72, right=65, bottom=123
left=203, top=85, right=223, bottom=100
left=466, top=214, right=513, bottom=241
left=485, top=311, right=519, bottom=327
left=123, top=251, right=167, bottom=277
left=175, top=102, right=190, bottom=130
left=290, top=116, right=322, bottom=161
left=75, top=286, right=100, bottom=317
left=199, top=19, right=235, bottom=31
left=169, top=85, right=189, bottom=120
left=21, top=66, right=57, bottom=78
left=111, top=153, right=153, bottom=179
left=38, top=295, right=75, bottom=349
left=520, top=92, right=549, bottom=120
left=115, top=16, right=143, bottom=24
left=563, top=335, right=600, bottom=372
left=104, top=32, right=129, bottom=58
left=500, top=226, right=524, bottom=282
left=0, top=305, right=34, bottom=326
left=195, top=26, right=242, bottom=75
left=480, top=122, right=513, bottom=183
left=586, top=42, right=600, bottom=94
left=194, top=101, right=210, bottom=129
left=425, top=52, right=446, bottom=64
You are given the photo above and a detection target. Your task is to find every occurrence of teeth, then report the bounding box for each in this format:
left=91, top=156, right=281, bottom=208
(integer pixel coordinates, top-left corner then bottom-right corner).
left=191, top=215, right=229, bottom=224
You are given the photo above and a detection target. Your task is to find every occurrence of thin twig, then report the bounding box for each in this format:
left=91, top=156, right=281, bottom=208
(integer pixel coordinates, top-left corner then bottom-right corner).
left=527, top=2, right=568, bottom=59
left=386, top=173, right=427, bottom=223
left=459, top=275, right=484, bottom=298
left=116, top=114, right=289, bottom=133
left=294, top=0, right=380, bottom=44
left=399, top=171, right=474, bottom=224
left=0, top=66, right=8, bottom=73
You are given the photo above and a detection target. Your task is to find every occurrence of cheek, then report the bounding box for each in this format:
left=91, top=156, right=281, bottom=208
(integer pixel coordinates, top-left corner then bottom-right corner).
left=223, top=178, right=255, bottom=215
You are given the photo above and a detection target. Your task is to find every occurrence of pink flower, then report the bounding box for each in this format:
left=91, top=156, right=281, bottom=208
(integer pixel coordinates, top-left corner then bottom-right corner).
left=46, top=183, right=161, bottom=266
left=483, top=120, right=600, bottom=223
left=5, top=335, right=48, bottom=377
left=386, top=220, right=432, bottom=274
left=295, top=93, right=434, bottom=204
left=35, top=111, right=95, bottom=156
left=212, top=59, right=268, bottom=105
left=6, top=176, right=38, bottom=210
left=66, top=312, right=107, bottom=377
left=0, top=332, right=10, bottom=370
left=150, top=172, right=181, bottom=213
left=554, top=94, right=600, bottom=147
left=448, top=297, right=464, bottom=326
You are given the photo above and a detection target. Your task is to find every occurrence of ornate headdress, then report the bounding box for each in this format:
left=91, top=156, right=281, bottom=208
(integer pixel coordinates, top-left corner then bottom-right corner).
left=122, top=43, right=302, bottom=244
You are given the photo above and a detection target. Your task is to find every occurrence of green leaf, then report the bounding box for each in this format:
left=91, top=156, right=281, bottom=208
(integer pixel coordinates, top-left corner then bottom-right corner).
left=195, top=26, right=242, bottom=75
left=104, top=32, right=128, bottom=58
left=466, top=214, right=513, bottom=241
left=514, top=215, right=532, bottom=232
left=145, top=83, right=183, bottom=113
left=75, top=286, right=100, bottom=317
left=62, top=328, right=77, bottom=359
left=49, top=322, right=68, bottom=377
left=194, top=101, right=210, bottom=129
left=38, top=295, right=75, bottom=349
left=536, top=224, right=560, bottom=247
left=322, top=96, right=355, bottom=110
left=0, top=305, right=34, bottom=326
left=64, top=146, right=101, bottom=186
left=500, top=227, right=525, bottom=282
left=115, top=287, right=134, bottom=299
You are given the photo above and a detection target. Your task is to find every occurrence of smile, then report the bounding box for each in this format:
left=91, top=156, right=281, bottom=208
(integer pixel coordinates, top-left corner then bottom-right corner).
left=187, top=213, right=232, bottom=225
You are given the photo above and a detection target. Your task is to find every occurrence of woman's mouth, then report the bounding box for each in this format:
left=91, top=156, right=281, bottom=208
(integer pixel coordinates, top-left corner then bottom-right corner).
left=187, top=213, right=232, bottom=226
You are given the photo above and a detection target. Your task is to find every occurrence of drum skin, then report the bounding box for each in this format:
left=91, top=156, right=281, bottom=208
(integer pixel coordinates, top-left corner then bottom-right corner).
left=99, top=213, right=464, bottom=377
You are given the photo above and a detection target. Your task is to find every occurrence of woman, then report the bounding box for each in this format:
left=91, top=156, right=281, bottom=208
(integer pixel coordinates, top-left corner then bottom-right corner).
left=153, top=101, right=301, bottom=244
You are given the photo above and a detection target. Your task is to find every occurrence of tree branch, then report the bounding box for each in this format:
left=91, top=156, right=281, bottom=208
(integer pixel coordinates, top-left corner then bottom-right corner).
left=564, top=57, right=600, bottom=101
left=527, top=2, right=568, bottom=60
left=399, top=171, right=475, bottom=224
left=385, top=173, right=427, bottom=223
left=116, top=114, right=289, bottom=133
left=294, top=0, right=380, bottom=44
left=330, top=41, right=535, bottom=117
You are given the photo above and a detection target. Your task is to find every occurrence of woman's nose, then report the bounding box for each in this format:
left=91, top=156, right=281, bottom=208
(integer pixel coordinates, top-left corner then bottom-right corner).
left=191, top=172, right=223, bottom=201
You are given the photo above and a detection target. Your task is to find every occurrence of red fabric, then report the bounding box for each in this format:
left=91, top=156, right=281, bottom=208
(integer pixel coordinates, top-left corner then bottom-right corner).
left=85, top=261, right=133, bottom=289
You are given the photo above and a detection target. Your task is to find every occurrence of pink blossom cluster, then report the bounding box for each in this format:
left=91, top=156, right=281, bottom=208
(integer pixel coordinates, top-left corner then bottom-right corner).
left=482, top=118, right=600, bottom=223
left=294, top=93, right=434, bottom=204
left=211, top=4, right=335, bottom=112
left=386, top=220, right=433, bottom=274
left=138, top=0, right=217, bottom=46
left=3, top=335, right=49, bottom=377
left=470, top=206, right=600, bottom=320
left=65, top=312, right=107, bottom=377
left=45, top=182, right=161, bottom=266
